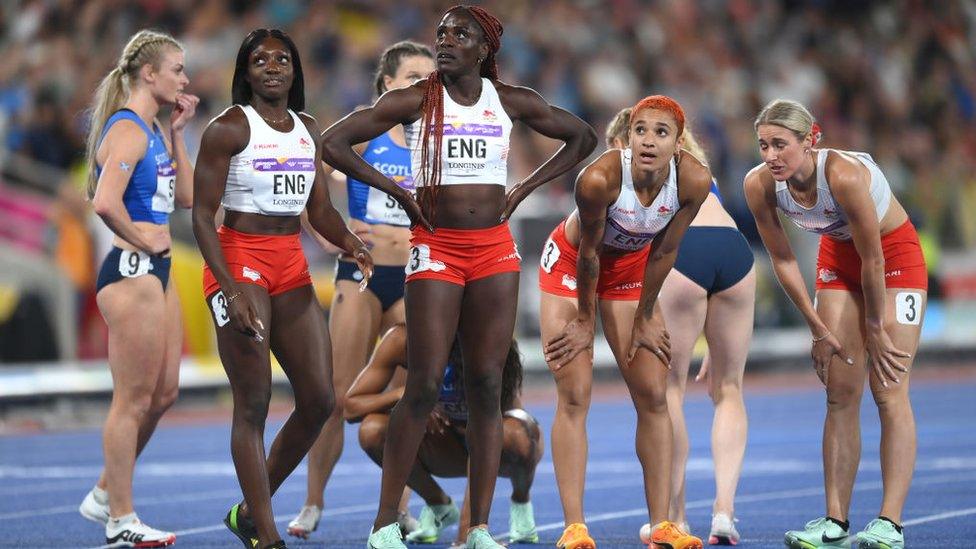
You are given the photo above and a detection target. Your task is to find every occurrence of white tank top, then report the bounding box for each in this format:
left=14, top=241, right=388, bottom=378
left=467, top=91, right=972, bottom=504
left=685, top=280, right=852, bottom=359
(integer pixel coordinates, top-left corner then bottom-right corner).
left=221, top=105, right=317, bottom=216
left=775, top=148, right=892, bottom=241
left=602, top=149, right=680, bottom=252
left=405, top=78, right=512, bottom=186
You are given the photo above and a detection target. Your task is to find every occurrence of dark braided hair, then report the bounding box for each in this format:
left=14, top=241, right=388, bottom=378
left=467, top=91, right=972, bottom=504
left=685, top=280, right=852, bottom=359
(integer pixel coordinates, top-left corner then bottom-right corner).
left=417, top=5, right=503, bottom=222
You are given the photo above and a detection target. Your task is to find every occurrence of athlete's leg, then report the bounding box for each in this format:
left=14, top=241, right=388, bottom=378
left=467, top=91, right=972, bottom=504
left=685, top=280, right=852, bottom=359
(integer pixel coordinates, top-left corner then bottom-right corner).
left=95, top=283, right=182, bottom=493
left=600, top=298, right=672, bottom=525
left=97, top=276, right=168, bottom=517
left=498, top=411, right=544, bottom=503
left=457, top=271, right=520, bottom=528
left=371, top=279, right=463, bottom=530
left=265, top=285, right=335, bottom=493
left=539, top=292, right=593, bottom=525
left=303, top=280, right=381, bottom=508
left=659, top=270, right=708, bottom=524
left=701, top=267, right=755, bottom=517
left=213, top=284, right=275, bottom=542
left=816, top=289, right=868, bottom=522
left=359, top=413, right=464, bottom=504
left=870, top=288, right=925, bottom=523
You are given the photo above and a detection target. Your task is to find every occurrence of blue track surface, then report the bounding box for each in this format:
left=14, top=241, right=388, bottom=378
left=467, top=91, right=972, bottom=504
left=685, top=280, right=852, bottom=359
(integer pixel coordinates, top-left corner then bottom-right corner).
left=2, top=378, right=975, bottom=548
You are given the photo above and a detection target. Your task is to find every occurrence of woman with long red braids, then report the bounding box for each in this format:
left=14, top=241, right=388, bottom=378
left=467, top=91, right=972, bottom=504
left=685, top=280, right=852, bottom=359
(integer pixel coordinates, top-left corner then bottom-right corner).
left=539, top=96, right=709, bottom=549
left=321, top=5, right=596, bottom=548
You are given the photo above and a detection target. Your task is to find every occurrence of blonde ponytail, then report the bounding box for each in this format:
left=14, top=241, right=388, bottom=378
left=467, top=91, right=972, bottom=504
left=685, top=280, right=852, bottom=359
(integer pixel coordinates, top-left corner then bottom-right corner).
left=85, top=30, right=183, bottom=198
left=681, top=128, right=709, bottom=167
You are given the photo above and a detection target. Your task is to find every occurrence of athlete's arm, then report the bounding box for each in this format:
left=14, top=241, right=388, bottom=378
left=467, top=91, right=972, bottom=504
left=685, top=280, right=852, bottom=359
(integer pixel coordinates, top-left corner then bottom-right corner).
left=544, top=154, right=615, bottom=369
left=301, top=114, right=371, bottom=269
left=344, top=325, right=408, bottom=422
left=827, top=153, right=909, bottom=384
left=91, top=121, right=168, bottom=254
left=320, top=85, right=429, bottom=230
left=743, top=166, right=851, bottom=381
left=191, top=108, right=262, bottom=339
left=167, top=93, right=200, bottom=207
left=497, top=83, right=597, bottom=220
left=626, top=152, right=711, bottom=365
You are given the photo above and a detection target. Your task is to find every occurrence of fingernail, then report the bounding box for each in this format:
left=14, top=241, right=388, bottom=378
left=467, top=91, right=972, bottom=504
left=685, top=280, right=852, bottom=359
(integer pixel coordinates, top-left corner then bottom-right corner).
left=883, top=381, right=888, bottom=387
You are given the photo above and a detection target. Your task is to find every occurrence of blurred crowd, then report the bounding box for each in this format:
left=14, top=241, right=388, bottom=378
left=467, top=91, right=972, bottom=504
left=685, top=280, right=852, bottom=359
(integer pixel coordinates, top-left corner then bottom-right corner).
left=0, top=0, right=974, bottom=358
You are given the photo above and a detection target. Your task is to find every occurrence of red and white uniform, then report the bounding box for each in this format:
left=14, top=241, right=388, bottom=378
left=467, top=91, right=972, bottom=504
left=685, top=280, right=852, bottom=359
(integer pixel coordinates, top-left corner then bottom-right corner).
left=403, top=79, right=520, bottom=285
left=203, top=106, right=316, bottom=300
left=775, top=148, right=926, bottom=291
left=539, top=149, right=680, bottom=300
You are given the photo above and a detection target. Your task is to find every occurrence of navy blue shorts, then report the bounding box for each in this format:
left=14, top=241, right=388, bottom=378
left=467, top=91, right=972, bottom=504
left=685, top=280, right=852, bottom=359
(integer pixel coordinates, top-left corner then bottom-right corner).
left=673, top=227, right=753, bottom=296
left=335, top=260, right=405, bottom=312
left=95, top=246, right=171, bottom=293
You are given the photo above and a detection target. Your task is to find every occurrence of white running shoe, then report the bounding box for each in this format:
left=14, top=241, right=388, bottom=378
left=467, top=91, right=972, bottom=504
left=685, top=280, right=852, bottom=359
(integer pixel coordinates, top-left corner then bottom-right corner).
left=287, top=504, right=321, bottom=538
left=708, top=513, right=739, bottom=545
left=105, top=513, right=175, bottom=547
left=79, top=486, right=110, bottom=525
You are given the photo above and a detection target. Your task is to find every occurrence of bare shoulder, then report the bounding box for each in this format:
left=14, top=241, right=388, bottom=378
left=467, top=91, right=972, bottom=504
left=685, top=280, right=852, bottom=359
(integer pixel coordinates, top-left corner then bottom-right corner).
left=577, top=149, right=622, bottom=200
left=743, top=161, right=775, bottom=194
left=493, top=80, right=546, bottom=118
left=823, top=149, right=866, bottom=189
left=375, top=81, right=426, bottom=122
left=296, top=111, right=320, bottom=136
left=677, top=149, right=711, bottom=188
left=201, top=105, right=249, bottom=152
left=102, top=118, right=149, bottom=153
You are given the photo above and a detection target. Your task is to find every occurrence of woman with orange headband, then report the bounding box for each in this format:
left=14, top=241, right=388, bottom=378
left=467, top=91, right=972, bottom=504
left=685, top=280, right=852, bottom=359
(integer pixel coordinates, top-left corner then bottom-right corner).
left=321, top=5, right=596, bottom=548
left=539, top=95, right=708, bottom=549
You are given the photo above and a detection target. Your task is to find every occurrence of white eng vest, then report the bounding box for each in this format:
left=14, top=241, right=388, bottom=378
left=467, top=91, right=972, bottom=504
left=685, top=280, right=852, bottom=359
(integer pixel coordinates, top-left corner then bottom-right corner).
left=222, top=105, right=317, bottom=216
left=775, top=148, right=892, bottom=241
left=405, top=78, right=513, bottom=186
left=602, top=149, right=680, bottom=252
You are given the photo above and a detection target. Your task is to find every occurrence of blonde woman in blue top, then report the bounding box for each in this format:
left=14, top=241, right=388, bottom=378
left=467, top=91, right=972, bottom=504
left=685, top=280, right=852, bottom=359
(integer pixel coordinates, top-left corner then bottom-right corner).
left=79, top=29, right=199, bottom=548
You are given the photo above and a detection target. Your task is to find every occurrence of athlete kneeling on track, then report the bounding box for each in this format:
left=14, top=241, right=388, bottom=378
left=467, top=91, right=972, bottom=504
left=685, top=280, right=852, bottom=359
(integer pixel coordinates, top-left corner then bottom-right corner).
left=345, top=325, right=543, bottom=548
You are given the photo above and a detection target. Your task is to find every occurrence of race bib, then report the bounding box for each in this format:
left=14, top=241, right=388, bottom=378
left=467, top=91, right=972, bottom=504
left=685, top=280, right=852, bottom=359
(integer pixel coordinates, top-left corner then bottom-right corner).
left=405, top=244, right=447, bottom=276
left=210, top=291, right=230, bottom=327
left=895, top=291, right=923, bottom=325
left=118, top=250, right=152, bottom=278
left=540, top=237, right=560, bottom=273
left=365, top=179, right=413, bottom=226
left=152, top=159, right=176, bottom=214
left=250, top=157, right=315, bottom=214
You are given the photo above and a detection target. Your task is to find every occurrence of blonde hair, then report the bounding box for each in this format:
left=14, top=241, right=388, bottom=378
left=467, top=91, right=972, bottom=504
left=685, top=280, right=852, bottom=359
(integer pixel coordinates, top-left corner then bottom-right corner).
left=753, top=99, right=815, bottom=142
left=605, top=106, right=709, bottom=165
left=86, top=30, right=183, bottom=198
left=605, top=108, right=631, bottom=148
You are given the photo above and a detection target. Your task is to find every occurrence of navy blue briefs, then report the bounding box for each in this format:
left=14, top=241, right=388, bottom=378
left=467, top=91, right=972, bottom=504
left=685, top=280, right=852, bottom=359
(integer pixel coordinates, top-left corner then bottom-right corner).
left=96, top=246, right=171, bottom=293
left=335, top=260, right=406, bottom=312
left=673, top=227, right=753, bottom=296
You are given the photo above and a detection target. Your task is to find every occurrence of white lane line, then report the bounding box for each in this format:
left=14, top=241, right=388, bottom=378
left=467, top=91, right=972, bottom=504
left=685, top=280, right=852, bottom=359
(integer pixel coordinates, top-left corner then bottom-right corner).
left=902, top=506, right=976, bottom=527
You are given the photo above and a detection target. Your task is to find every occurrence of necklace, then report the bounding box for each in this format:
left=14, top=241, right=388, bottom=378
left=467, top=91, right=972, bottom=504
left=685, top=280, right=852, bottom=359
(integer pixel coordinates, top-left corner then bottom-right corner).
left=259, top=110, right=289, bottom=125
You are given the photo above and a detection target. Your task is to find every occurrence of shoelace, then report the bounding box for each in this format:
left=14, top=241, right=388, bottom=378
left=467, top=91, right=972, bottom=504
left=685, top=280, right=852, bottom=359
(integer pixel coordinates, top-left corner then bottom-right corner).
left=559, top=523, right=589, bottom=542
left=372, top=525, right=403, bottom=546
left=656, top=522, right=686, bottom=538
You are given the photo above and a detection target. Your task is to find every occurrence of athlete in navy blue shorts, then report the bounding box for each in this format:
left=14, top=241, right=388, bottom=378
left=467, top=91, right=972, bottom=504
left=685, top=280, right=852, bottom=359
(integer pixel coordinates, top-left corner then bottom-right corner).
left=80, top=29, right=199, bottom=548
